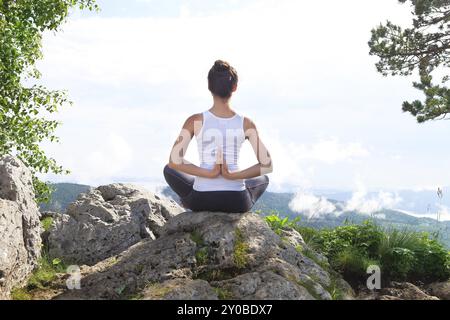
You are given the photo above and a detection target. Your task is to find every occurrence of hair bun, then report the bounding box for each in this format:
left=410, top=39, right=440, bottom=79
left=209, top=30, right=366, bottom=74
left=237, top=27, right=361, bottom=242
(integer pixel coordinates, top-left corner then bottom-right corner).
left=208, top=60, right=238, bottom=99
left=213, top=60, right=230, bottom=72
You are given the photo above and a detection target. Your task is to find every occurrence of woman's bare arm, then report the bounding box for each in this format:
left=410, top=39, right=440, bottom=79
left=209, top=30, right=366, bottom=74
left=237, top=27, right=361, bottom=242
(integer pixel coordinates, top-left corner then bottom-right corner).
left=168, top=114, right=221, bottom=179
left=222, top=117, right=273, bottom=180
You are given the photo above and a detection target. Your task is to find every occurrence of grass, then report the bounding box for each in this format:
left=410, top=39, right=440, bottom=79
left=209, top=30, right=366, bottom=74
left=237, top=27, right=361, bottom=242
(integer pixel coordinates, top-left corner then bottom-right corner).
left=27, top=255, right=66, bottom=290
left=213, top=287, right=234, bottom=300
left=191, top=231, right=209, bottom=265
left=333, top=246, right=379, bottom=285
left=129, top=293, right=144, bottom=300
left=195, top=247, right=209, bottom=265
left=296, top=280, right=322, bottom=300
left=134, top=263, right=145, bottom=274
left=10, top=253, right=67, bottom=300
left=143, top=282, right=173, bottom=299
left=10, top=287, right=32, bottom=300
left=196, top=268, right=243, bottom=282
left=233, top=228, right=249, bottom=269
left=297, top=245, right=330, bottom=270
left=41, top=217, right=53, bottom=232
left=378, top=228, right=424, bottom=255
left=190, top=231, right=205, bottom=246
left=327, top=275, right=345, bottom=300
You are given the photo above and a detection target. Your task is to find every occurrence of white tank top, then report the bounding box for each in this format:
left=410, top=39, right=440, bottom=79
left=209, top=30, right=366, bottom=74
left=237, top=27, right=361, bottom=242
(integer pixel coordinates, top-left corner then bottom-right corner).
left=193, top=110, right=246, bottom=192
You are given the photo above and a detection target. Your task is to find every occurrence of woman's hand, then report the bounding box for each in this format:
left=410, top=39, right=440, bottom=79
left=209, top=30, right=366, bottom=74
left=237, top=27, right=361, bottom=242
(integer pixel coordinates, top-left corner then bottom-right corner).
left=205, top=147, right=222, bottom=179
left=221, top=157, right=238, bottom=180
left=206, top=163, right=221, bottom=178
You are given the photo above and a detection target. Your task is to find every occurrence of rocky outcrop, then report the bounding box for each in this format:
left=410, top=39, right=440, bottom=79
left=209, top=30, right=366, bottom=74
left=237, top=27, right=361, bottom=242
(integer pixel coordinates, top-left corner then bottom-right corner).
left=0, top=156, right=42, bottom=299
left=378, top=282, right=439, bottom=300
left=47, top=184, right=183, bottom=266
left=427, top=280, right=450, bottom=300
left=54, top=211, right=345, bottom=300
left=357, top=282, right=440, bottom=300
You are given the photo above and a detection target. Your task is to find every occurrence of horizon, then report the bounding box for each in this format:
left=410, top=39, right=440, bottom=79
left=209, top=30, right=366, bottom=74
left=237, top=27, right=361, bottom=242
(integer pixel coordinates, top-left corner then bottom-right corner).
left=46, top=181, right=450, bottom=221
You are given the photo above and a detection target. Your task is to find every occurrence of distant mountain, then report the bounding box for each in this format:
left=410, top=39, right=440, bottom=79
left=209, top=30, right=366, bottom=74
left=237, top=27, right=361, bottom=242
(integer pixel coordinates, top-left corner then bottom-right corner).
left=163, top=187, right=450, bottom=248
left=42, top=183, right=450, bottom=248
left=39, top=183, right=91, bottom=212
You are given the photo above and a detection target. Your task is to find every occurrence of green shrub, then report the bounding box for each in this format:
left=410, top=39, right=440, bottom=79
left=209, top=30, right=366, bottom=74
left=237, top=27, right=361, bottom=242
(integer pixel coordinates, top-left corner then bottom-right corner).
left=381, top=247, right=416, bottom=281
left=378, top=229, right=450, bottom=282
left=265, top=214, right=300, bottom=235
left=410, top=235, right=450, bottom=282
left=294, top=225, right=321, bottom=248
left=318, top=222, right=383, bottom=258
left=263, top=212, right=450, bottom=284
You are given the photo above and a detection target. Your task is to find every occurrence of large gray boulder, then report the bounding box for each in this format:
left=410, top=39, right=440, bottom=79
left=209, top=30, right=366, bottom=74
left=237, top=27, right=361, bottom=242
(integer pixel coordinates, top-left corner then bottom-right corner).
left=55, top=211, right=340, bottom=300
left=47, top=184, right=183, bottom=266
left=0, top=156, right=42, bottom=299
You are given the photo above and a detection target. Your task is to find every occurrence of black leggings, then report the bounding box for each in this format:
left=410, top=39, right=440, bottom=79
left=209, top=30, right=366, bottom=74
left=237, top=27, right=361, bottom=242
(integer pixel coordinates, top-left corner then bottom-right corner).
left=163, top=165, right=269, bottom=213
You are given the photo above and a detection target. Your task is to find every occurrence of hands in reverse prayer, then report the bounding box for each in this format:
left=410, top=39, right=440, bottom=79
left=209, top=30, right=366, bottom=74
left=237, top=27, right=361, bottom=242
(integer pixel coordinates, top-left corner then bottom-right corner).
left=207, top=147, right=237, bottom=180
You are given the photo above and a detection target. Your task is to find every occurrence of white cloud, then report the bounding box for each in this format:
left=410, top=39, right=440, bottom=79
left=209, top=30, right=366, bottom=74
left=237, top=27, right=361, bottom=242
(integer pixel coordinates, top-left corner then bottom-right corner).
left=40, top=130, right=133, bottom=186
left=87, top=133, right=133, bottom=178
left=398, top=205, right=450, bottom=222
left=344, top=179, right=402, bottom=215
left=238, top=133, right=369, bottom=192
left=289, top=191, right=336, bottom=219
left=292, top=138, right=370, bottom=164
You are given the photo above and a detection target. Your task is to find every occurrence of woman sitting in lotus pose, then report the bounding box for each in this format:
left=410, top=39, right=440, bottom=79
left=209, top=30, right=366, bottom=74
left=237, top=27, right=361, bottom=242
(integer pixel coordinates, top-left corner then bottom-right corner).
left=164, top=60, right=273, bottom=213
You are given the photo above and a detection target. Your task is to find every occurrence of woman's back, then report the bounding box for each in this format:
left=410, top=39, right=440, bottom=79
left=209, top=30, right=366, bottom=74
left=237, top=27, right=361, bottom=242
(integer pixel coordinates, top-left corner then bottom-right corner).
left=193, top=110, right=246, bottom=192
left=164, top=59, right=272, bottom=213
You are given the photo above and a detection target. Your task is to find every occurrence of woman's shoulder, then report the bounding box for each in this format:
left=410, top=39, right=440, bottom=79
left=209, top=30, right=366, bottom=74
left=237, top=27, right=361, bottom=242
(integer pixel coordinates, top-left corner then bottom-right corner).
left=183, top=113, right=204, bottom=135
left=243, top=116, right=257, bottom=130
left=184, top=113, right=203, bottom=125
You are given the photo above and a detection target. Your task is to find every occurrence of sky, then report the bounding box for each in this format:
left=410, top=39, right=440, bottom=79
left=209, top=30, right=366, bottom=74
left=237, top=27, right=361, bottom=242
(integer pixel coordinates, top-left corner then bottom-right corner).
left=36, top=0, right=450, bottom=215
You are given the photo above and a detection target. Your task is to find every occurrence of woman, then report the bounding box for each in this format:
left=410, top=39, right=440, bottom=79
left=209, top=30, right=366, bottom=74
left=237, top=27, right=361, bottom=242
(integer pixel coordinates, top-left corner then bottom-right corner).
left=163, top=60, right=273, bottom=213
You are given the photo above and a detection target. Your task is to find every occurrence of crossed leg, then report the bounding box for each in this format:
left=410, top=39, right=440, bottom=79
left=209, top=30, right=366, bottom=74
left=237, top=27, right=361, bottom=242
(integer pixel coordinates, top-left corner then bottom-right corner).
left=163, top=165, right=269, bottom=211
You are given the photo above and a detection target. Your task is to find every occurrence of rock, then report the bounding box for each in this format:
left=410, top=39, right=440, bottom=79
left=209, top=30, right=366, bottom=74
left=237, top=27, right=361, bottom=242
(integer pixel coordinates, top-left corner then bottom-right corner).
left=55, top=212, right=336, bottom=300
left=427, top=280, right=450, bottom=300
left=333, top=276, right=356, bottom=300
left=214, top=271, right=315, bottom=300
left=142, top=278, right=218, bottom=300
left=0, top=156, right=42, bottom=299
left=278, top=227, right=306, bottom=248
left=378, top=282, right=439, bottom=300
left=378, top=295, right=402, bottom=300
left=47, top=183, right=183, bottom=266
left=279, top=226, right=330, bottom=271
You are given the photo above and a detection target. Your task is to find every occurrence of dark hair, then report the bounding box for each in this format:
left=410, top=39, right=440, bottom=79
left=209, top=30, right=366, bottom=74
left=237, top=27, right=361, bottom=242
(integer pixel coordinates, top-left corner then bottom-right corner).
left=208, top=60, right=238, bottom=99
